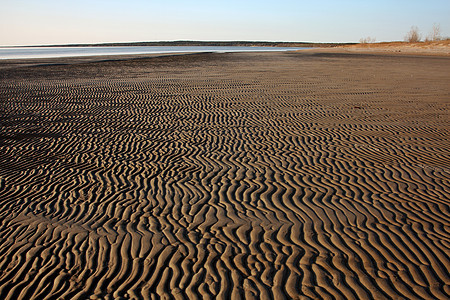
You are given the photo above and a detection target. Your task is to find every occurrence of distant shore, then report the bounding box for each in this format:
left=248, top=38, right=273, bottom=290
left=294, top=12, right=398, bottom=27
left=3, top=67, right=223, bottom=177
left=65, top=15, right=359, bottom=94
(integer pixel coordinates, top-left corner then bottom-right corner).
left=4, top=40, right=449, bottom=57
left=7, top=40, right=355, bottom=48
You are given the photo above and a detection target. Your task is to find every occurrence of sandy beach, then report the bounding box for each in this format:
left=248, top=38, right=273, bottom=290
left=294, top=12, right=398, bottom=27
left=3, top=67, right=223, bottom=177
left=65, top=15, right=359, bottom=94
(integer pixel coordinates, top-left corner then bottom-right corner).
left=337, top=40, right=450, bottom=56
left=0, top=50, right=449, bottom=299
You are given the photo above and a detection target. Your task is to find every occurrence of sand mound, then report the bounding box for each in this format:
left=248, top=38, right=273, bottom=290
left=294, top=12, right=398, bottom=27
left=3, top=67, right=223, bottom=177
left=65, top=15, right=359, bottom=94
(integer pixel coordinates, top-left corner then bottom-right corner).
left=0, top=52, right=449, bottom=299
left=337, top=40, right=450, bottom=56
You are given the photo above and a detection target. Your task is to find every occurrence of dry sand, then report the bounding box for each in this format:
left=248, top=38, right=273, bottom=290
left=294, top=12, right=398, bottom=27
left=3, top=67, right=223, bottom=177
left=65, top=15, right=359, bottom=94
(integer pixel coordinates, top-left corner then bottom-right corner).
left=336, top=40, right=450, bottom=56
left=0, top=51, right=449, bottom=299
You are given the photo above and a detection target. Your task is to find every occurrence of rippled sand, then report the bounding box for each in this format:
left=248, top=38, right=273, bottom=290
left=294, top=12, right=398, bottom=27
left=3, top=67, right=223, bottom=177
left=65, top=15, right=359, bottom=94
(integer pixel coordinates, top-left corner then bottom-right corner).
left=0, top=51, right=449, bottom=299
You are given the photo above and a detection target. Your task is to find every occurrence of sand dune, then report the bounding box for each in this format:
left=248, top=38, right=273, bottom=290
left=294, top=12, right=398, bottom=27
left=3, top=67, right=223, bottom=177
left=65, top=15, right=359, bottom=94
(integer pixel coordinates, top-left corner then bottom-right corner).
left=0, top=51, right=449, bottom=299
left=338, top=40, right=450, bottom=56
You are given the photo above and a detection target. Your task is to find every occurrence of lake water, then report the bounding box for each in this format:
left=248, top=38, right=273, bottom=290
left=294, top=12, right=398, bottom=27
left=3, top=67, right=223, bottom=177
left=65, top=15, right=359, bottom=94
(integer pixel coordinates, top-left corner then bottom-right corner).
left=0, top=46, right=309, bottom=60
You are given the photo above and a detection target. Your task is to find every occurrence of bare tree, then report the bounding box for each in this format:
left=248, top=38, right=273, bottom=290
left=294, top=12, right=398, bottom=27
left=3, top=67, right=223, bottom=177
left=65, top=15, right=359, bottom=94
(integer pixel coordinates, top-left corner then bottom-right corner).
left=426, top=23, right=441, bottom=41
left=359, top=37, right=376, bottom=44
left=405, top=26, right=421, bottom=43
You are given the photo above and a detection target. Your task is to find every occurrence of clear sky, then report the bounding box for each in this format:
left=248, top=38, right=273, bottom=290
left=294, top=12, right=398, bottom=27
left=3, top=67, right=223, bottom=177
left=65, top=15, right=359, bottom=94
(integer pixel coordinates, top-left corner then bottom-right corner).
left=1, top=0, right=449, bottom=46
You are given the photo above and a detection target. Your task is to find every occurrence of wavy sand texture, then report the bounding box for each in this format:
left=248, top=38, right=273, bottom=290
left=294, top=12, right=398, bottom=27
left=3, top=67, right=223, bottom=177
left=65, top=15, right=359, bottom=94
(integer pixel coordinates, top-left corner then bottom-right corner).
left=0, top=52, right=449, bottom=299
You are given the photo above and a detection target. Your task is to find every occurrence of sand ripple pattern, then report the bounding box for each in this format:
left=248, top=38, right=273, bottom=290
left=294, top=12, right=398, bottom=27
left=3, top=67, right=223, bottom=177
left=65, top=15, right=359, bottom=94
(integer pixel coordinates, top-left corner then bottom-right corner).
left=0, top=53, right=449, bottom=299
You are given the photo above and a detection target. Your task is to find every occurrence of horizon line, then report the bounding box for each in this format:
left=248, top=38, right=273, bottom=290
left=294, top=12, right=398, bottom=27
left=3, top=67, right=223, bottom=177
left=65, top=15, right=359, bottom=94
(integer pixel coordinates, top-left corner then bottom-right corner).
left=1, top=40, right=366, bottom=48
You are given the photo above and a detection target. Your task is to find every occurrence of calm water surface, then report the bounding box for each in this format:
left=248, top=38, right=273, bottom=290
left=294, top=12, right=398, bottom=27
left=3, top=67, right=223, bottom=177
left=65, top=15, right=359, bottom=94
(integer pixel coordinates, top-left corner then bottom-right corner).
left=0, top=46, right=310, bottom=59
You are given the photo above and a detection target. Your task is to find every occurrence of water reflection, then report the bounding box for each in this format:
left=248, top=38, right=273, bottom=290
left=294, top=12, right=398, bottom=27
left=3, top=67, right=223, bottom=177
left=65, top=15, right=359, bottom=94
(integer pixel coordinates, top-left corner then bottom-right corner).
left=0, top=46, right=309, bottom=60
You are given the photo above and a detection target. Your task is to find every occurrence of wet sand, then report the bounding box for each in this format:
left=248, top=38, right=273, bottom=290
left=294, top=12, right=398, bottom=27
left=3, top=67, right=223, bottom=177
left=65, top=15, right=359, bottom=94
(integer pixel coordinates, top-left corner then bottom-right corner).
left=0, top=51, right=449, bottom=299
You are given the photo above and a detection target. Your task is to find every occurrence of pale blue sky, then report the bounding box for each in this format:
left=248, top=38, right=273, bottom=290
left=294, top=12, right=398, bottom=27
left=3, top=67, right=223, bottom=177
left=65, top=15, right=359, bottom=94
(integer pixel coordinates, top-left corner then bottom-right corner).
left=1, top=0, right=449, bottom=46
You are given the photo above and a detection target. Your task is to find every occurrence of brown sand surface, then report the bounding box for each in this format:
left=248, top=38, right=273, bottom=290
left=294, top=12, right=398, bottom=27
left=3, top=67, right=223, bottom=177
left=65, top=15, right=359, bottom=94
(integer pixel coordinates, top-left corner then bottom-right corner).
left=0, top=51, right=449, bottom=299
